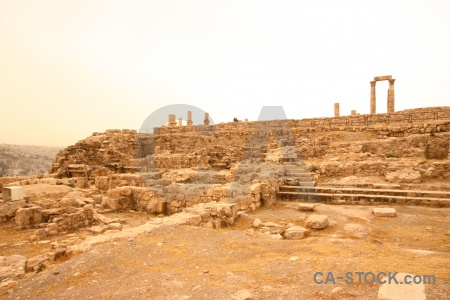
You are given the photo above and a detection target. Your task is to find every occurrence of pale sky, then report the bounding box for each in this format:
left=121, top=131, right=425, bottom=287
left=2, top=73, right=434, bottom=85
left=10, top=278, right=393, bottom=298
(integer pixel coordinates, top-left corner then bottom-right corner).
left=1, top=0, right=449, bottom=146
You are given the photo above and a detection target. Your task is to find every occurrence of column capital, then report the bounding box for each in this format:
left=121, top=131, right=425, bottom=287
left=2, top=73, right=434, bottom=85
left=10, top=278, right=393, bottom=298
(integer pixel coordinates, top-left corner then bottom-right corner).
left=370, top=80, right=376, bottom=86
left=389, top=78, right=396, bottom=84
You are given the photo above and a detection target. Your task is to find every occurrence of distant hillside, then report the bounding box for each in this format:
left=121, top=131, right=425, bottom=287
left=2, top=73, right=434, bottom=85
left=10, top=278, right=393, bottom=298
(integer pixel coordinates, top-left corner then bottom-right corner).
left=0, top=144, right=62, bottom=176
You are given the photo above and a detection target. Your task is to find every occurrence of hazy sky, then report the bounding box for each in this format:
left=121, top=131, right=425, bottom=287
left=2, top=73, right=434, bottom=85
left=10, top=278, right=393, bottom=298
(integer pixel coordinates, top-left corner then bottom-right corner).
left=1, top=0, right=449, bottom=146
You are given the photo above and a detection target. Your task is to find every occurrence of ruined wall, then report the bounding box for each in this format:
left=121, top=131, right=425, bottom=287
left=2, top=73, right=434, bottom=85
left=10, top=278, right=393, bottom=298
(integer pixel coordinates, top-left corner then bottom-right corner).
left=49, top=107, right=450, bottom=178
left=50, top=129, right=138, bottom=178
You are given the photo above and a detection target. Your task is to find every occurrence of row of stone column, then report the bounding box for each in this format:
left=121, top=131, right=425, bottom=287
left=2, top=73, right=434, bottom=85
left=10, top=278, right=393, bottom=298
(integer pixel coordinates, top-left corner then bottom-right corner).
left=370, top=75, right=395, bottom=114
left=334, top=75, right=396, bottom=118
left=168, top=111, right=210, bottom=127
left=334, top=103, right=359, bottom=117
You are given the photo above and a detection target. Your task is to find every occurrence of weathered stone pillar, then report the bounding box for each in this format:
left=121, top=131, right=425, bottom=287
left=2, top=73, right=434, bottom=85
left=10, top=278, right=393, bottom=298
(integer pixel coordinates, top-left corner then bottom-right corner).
left=187, top=111, right=193, bottom=126
left=388, top=79, right=395, bottom=113
left=168, top=114, right=176, bottom=127
left=334, top=103, right=340, bottom=118
left=370, top=81, right=376, bottom=114
left=351, top=110, right=357, bottom=116
left=178, top=118, right=182, bottom=127
left=204, top=112, right=210, bottom=125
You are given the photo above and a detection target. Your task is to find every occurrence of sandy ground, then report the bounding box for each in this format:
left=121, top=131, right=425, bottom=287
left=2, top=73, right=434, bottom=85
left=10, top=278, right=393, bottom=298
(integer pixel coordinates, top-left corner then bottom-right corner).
left=2, top=202, right=449, bottom=300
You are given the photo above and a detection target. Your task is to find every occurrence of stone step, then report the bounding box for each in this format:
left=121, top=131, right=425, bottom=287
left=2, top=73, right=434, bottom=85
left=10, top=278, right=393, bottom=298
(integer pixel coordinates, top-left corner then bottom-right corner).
left=276, top=192, right=450, bottom=207
left=285, top=171, right=310, bottom=175
left=282, top=164, right=307, bottom=169
left=284, top=173, right=312, bottom=179
left=373, top=183, right=401, bottom=189
left=278, top=186, right=450, bottom=199
left=283, top=182, right=316, bottom=187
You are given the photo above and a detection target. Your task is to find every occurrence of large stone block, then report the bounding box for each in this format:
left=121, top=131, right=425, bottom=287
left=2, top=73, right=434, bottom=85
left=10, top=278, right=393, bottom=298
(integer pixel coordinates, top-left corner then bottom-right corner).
left=2, top=186, right=24, bottom=201
left=15, top=207, right=43, bottom=226
left=304, top=214, right=329, bottom=230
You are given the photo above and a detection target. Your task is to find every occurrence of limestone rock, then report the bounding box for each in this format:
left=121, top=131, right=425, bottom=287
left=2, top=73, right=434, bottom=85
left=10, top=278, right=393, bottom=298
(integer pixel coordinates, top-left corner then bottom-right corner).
left=304, top=214, right=329, bottom=230
left=15, top=206, right=43, bottom=226
left=297, top=203, right=315, bottom=211
left=0, top=200, right=26, bottom=222
left=253, top=218, right=262, bottom=228
left=284, top=226, right=308, bottom=239
left=386, top=169, right=422, bottom=183
left=107, top=223, right=123, bottom=231
left=373, top=208, right=396, bottom=217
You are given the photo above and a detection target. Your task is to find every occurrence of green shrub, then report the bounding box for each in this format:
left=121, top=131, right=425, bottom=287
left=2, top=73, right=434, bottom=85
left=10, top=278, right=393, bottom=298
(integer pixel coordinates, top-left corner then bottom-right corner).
left=36, top=263, right=45, bottom=273
left=386, top=153, right=398, bottom=158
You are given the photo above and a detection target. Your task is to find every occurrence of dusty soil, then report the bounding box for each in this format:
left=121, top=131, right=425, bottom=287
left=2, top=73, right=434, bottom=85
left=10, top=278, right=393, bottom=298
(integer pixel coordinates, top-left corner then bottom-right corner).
left=2, top=202, right=449, bottom=300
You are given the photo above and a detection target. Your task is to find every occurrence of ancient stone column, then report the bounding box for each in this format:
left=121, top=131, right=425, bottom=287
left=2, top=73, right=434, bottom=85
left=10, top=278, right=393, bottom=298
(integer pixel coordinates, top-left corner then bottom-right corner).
left=187, top=111, right=193, bottom=126
left=388, top=79, right=395, bottom=113
left=334, top=103, right=340, bottom=118
left=351, top=110, right=357, bottom=116
left=168, top=114, right=176, bottom=127
left=178, top=118, right=182, bottom=127
left=370, top=81, right=376, bottom=114
left=204, top=112, right=210, bottom=125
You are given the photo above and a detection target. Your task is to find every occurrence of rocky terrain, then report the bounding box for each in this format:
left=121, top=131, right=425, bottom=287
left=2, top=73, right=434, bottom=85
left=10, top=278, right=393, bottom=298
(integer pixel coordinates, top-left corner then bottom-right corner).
left=0, top=106, right=449, bottom=299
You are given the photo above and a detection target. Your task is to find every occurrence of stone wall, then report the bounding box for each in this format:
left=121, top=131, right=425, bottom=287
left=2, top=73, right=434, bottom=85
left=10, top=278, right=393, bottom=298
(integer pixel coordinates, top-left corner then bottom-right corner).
left=153, top=107, right=450, bottom=135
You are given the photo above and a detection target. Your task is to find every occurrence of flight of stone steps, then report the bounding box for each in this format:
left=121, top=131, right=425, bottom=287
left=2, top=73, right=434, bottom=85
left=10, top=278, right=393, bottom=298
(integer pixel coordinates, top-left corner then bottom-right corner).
left=277, top=183, right=450, bottom=207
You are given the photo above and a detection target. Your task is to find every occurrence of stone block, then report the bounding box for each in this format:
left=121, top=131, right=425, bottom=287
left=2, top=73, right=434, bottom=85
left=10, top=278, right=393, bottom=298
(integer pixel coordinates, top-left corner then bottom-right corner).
left=304, top=214, right=329, bottom=229
left=107, top=223, right=122, bottom=231
left=284, top=226, right=308, bottom=239
left=373, top=208, right=396, bottom=217
left=297, top=203, right=315, bottom=211
left=2, top=187, right=24, bottom=201
left=15, top=207, right=43, bottom=226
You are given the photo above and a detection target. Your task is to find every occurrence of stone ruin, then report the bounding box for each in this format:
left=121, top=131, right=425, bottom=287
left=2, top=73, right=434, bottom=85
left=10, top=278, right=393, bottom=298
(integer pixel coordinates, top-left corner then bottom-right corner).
left=1, top=105, right=448, bottom=229
left=0, top=104, right=449, bottom=292
left=335, top=74, right=396, bottom=117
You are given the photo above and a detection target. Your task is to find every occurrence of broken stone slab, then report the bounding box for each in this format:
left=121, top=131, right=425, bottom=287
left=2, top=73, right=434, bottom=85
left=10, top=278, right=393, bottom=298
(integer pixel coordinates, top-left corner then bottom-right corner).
left=297, top=203, right=315, bottom=211
left=284, top=226, right=308, bottom=239
left=373, top=208, right=396, bottom=217
left=304, top=214, right=329, bottom=230
left=377, top=273, right=426, bottom=300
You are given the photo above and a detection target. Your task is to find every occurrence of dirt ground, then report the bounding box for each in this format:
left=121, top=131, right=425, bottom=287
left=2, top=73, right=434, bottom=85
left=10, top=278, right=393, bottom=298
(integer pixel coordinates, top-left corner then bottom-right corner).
left=2, top=202, right=449, bottom=300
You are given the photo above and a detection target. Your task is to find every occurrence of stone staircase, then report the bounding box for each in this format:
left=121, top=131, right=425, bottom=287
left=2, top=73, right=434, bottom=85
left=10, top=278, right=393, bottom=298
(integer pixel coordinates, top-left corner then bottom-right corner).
left=281, top=163, right=316, bottom=187
left=277, top=185, right=450, bottom=207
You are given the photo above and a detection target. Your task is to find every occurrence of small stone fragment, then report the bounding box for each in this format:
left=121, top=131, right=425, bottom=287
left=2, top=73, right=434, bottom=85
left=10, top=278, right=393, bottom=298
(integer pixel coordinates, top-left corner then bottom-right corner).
left=373, top=208, right=396, bottom=217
